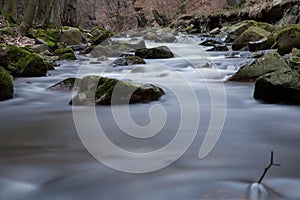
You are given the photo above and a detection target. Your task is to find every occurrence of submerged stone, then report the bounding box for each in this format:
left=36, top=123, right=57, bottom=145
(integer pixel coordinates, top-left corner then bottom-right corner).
left=0, top=66, right=13, bottom=101
left=70, top=76, right=165, bottom=106
left=254, top=70, right=300, bottom=104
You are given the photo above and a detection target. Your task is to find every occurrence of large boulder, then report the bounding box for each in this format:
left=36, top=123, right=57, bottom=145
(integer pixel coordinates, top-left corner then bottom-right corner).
left=274, top=25, right=300, bottom=55
left=59, top=27, right=83, bottom=45
left=70, top=76, right=165, bottom=105
left=230, top=52, right=290, bottom=81
left=135, top=46, right=174, bottom=59
left=232, top=26, right=271, bottom=50
left=13, top=53, right=48, bottom=77
left=254, top=70, right=300, bottom=104
left=0, top=66, right=13, bottom=101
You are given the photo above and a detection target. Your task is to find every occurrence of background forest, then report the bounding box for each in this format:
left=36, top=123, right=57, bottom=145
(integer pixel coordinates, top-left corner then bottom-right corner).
left=0, top=0, right=260, bottom=32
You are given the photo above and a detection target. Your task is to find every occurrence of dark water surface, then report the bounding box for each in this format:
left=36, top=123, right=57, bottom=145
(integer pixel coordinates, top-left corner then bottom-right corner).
left=1, top=38, right=300, bottom=200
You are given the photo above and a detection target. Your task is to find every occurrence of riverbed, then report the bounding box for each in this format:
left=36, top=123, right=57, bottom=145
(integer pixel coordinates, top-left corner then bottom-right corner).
left=1, top=35, right=300, bottom=200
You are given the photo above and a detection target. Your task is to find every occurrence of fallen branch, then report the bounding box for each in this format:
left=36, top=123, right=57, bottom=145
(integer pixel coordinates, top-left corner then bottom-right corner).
left=257, top=151, right=281, bottom=184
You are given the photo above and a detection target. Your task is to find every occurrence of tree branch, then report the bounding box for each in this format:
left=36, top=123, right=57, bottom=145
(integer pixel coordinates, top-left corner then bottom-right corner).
left=257, top=151, right=281, bottom=184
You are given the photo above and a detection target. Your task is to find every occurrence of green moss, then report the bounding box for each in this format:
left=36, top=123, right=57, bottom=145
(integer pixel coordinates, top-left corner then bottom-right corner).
left=54, top=47, right=73, bottom=56
left=60, top=53, right=76, bottom=60
left=0, top=27, right=14, bottom=36
left=0, top=66, right=13, bottom=101
left=55, top=48, right=76, bottom=60
left=6, top=46, right=31, bottom=64
left=35, top=28, right=59, bottom=49
left=15, top=53, right=48, bottom=77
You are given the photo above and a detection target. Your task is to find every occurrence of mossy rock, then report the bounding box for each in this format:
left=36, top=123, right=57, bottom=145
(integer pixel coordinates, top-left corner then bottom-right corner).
left=0, top=66, right=13, bottom=101
left=14, top=53, right=48, bottom=77
left=254, top=70, right=300, bottom=104
left=6, top=46, right=31, bottom=64
left=284, top=48, right=300, bottom=71
left=54, top=47, right=76, bottom=60
left=273, top=25, right=300, bottom=55
left=232, top=26, right=271, bottom=51
left=35, top=28, right=59, bottom=49
left=70, top=76, right=165, bottom=105
left=135, top=46, right=174, bottom=59
left=223, top=20, right=274, bottom=37
left=90, top=28, right=115, bottom=46
left=112, top=56, right=146, bottom=66
left=230, top=52, right=291, bottom=82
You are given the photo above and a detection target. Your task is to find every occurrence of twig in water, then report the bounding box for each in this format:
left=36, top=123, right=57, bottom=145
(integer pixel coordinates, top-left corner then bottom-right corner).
left=257, top=151, right=281, bottom=184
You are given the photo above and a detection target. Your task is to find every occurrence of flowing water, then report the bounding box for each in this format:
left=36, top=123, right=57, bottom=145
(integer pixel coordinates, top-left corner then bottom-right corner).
left=1, top=35, right=300, bottom=200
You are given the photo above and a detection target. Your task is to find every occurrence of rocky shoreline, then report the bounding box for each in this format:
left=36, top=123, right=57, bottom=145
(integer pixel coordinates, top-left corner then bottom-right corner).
left=0, top=0, right=299, bottom=105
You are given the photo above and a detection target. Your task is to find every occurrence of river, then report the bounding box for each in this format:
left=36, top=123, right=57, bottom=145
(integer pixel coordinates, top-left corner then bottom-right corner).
left=0, top=34, right=300, bottom=200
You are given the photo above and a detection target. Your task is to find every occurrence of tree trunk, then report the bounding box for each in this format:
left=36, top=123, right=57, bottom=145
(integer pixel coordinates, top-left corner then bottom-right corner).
left=19, top=0, right=38, bottom=34
left=2, top=0, right=17, bottom=22
left=61, top=0, right=77, bottom=26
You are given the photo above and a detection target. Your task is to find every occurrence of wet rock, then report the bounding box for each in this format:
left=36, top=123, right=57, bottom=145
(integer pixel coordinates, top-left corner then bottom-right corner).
left=135, top=46, right=174, bottom=59
left=207, top=44, right=229, bottom=51
left=232, top=26, right=271, bottom=51
left=254, top=70, right=300, bottom=104
left=0, top=66, right=13, bottom=101
left=60, top=27, right=83, bottom=45
left=199, top=38, right=223, bottom=46
left=70, top=76, right=165, bottom=105
left=48, top=78, right=79, bottom=91
left=112, top=56, right=146, bottom=66
left=230, top=52, right=290, bottom=81
left=274, top=24, right=300, bottom=55
left=54, top=47, right=76, bottom=60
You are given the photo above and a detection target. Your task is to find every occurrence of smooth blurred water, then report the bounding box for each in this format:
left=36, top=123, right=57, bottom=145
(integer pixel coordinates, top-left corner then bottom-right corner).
left=0, top=37, right=300, bottom=200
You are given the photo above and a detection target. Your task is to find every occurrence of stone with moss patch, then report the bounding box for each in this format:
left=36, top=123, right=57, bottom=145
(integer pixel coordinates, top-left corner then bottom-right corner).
left=14, top=53, right=48, bottom=77
left=54, top=47, right=76, bottom=60
left=254, top=70, right=300, bottom=104
left=230, top=52, right=291, bottom=82
left=6, top=46, right=31, bottom=63
left=34, top=28, right=60, bottom=49
left=0, top=66, right=13, bottom=101
left=59, top=27, right=83, bottom=45
left=273, top=25, right=300, bottom=55
left=135, top=46, right=174, bottom=59
left=70, top=76, right=165, bottom=105
left=232, top=26, right=271, bottom=50
left=112, top=56, right=146, bottom=66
